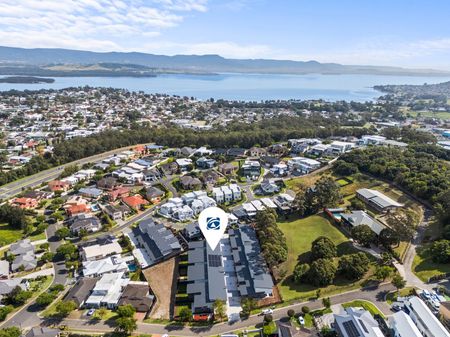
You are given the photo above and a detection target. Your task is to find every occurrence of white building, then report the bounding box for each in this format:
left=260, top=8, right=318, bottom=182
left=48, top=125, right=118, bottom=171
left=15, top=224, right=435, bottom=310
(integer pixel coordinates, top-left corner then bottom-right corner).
left=287, top=157, right=321, bottom=174
left=390, top=311, right=422, bottom=337
left=85, top=272, right=129, bottom=309
left=404, top=296, right=450, bottom=337
left=82, top=255, right=130, bottom=277
left=80, top=240, right=123, bottom=261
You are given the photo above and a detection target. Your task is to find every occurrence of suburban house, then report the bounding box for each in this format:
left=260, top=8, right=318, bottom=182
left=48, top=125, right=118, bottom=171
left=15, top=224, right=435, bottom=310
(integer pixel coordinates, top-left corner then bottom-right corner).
left=145, top=186, right=165, bottom=204
left=0, top=260, right=9, bottom=279
left=143, top=168, right=161, bottom=182
left=103, top=204, right=130, bottom=221
left=66, top=204, right=89, bottom=217
left=183, top=222, right=202, bottom=241
left=80, top=238, right=123, bottom=261
left=219, top=163, right=237, bottom=176
left=24, top=327, right=60, bottom=337
left=260, top=155, right=280, bottom=168
left=403, top=296, right=450, bottom=337
left=389, top=311, right=422, bottom=337
left=9, top=239, right=37, bottom=272
left=277, top=321, right=315, bottom=337
left=64, top=277, right=99, bottom=308
left=196, top=157, right=216, bottom=169
left=82, top=254, right=130, bottom=277
left=48, top=180, right=70, bottom=192
left=356, top=188, right=403, bottom=213
left=78, top=187, right=103, bottom=199
left=68, top=214, right=102, bottom=234
left=212, top=184, right=242, bottom=204
left=176, top=158, right=193, bottom=171
left=201, top=170, right=220, bottom=185
left=227, top=148, right=247, bottom=157
left=85, top=272, right=129, bottom=309
left=118, top=281, right=155, bottom=315
left=10, top=197, right=38, bottom=209
left=180, top=175, right=202, bottom=190
left=0, top=278, right=29, bottom=303
left=173, top=205, right=194, bottom=221
left=260, top=180, right=280, bottom=195
left=159, top=161, right=178, bottom=175
left=241, top=160, right=261, bottom=177
left=249, top=147, right=267, bottom=157
left=107, top=186, right=130, bottom=202
left=334, top=307, right=383, bottom=337
left=327, top=141, right=355, bottom=155
left=341, top=211, right=386, bottom=236
left=273, top=193, right=295, bottom=214
left=287, top=157, right=321, bottom=174
left=121, top=195, right=149, bottom=211
left=127, top=218, right=182, bottom=268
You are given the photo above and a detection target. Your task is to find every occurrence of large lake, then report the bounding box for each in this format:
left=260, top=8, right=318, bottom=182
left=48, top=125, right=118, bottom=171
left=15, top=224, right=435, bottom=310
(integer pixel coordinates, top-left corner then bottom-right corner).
left=1, top=73, right=449, bottom=102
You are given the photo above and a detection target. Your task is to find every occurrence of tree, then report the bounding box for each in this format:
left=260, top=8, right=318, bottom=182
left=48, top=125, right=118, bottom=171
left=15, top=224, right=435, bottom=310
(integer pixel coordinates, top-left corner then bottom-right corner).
left=301, top=306, right=310, bottom=314
left=3, top=286, right=32, bottom=306
left=351, top=225, right=376, bottom=247
left=333, top=161, right=358, bottom=176
left=311, top=236, right=337, bottom=260
left=386, top=210, right=417, bottom=242
left=308, top=258, right=337, bottom=287
left=429, top=240, right=450, bottom=264
left=338, top=253, right=370, bottom=280
left=287, top=309, right=295, bottom=318
left=0, top=306, right=13, bottom=322
left=301, top=176, right=342, bottom=215
left=374, top=265, right=394, bottom=281
left=116, top=304, right=136, bottom=318
left=213, top=299, right=226, bottom=321
left=56, top=242, right=77, bottom=259
left=293, top=263, right=310, bottom=283
left=392, top=274, right=406, bottom=294
left=350, top=198, right=365, bottom=211
left=115, top=317, right=137, bottom=334
left=39, top=252, right=55, bottom=263
left=178, top=307, right=192, bottom=322
left=55, top=300, right=77, bottom=317
left=96, top=307, right=108, bottom=320
left=36, top=293, right=56, bottom=307
left=55, top=227, right=70, bottom=240
left=241, top=297, right=257, bottom=317
left=379, top=228, right=400, bottom=248
left=322, top=297, right=331, bottom=309
left=0, top=327, right=21, bottom=337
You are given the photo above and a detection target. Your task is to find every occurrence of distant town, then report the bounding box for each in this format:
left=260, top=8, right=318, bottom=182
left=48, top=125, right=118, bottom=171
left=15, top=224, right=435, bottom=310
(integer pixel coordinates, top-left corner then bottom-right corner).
left=0, top=85, right=448, bottom=337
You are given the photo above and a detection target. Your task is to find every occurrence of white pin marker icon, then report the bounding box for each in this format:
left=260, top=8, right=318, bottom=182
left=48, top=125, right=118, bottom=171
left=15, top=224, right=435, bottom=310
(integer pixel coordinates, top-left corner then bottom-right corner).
left=198, top=207, right=228, bottom=250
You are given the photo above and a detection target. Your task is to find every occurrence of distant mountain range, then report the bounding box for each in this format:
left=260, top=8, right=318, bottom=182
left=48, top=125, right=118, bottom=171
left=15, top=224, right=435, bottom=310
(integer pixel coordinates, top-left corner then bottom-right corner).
left=0, top=45, right=449, bottom=77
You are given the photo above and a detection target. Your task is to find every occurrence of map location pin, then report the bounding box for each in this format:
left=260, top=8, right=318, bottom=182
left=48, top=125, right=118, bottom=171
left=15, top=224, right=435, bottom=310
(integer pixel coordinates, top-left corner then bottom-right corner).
left=198, top=206, right=229, bottom=250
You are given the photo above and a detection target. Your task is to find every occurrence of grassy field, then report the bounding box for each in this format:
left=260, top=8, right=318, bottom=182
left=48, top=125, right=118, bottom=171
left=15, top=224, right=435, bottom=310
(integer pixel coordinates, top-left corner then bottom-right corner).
left=412, top=244, right=450, bottom=282
left=405, top=110, right=450, bottom=120
left=342, top=300, right=384, bottom=318
left=385, top=287, right=416, bottom=304
left=0, top=223, right=23, bottom=247
left=277, top=214, right=370, bottom=302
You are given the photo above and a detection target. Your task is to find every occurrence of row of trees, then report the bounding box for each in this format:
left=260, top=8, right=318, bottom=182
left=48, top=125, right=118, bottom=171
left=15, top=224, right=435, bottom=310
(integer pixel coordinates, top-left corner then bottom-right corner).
left=254, top=211, right=288, bottom=272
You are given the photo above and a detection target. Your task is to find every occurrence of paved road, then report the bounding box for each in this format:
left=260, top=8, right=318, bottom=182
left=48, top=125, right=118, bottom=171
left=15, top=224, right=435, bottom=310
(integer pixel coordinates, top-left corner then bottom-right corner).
left=0, top=144, right=151, bottom=200
left=0, top=223, right=68, bottom=330
left=43, top=283, right=394, bottom=336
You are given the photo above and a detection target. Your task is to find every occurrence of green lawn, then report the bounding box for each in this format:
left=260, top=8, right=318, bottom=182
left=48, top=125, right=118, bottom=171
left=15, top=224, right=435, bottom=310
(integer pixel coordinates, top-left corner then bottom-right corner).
left=412, top=244, right=450, bottom=282
left=278, top=215, right=366, bottom=301
left=386, top=287, right=416, bottom=304
left=342, top=300, right=384, bottom=318
left=406, top=110, right=450, bottom=120
left=0, top=223, right=23, bottom=247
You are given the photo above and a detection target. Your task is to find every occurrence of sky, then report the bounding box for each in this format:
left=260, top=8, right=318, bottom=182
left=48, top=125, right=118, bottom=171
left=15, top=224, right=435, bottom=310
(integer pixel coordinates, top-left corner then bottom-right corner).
left=1, top=0, right=450, bottom=69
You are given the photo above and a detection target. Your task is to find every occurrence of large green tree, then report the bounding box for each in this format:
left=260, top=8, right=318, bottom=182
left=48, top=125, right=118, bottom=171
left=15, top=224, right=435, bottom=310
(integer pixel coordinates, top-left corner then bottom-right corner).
left=308, top=258, right=337, bottom=287
left=311, top=236, right=337, bottom=260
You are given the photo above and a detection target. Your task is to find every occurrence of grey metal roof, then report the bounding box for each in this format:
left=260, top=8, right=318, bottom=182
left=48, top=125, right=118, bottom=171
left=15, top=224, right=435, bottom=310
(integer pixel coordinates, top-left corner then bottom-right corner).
left=341, top=211, right=386, bottom=235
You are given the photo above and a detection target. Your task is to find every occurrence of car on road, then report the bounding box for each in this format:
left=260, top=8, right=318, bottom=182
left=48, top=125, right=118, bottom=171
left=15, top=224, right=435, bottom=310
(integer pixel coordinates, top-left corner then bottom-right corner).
left=261, top=309, right=273, bottom=315
left=298, top=316, right=305, bottom=325
left=86, top=308, right=96, bottom=316
left=391, top=304, right=402, bottom=312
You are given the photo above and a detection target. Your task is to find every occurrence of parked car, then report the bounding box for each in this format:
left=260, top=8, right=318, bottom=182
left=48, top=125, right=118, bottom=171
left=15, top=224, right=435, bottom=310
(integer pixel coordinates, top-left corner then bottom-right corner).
left=87, top=308, right=96, bottom=316
left=298, top=316, right=305, bottom=325
left=261, top=309, right=273, bottom=315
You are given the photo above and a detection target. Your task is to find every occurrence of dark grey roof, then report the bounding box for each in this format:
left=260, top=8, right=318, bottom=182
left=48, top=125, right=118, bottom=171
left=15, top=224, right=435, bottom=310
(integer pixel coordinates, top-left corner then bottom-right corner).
left=133, top=218, right=181, bottom=266
left=229, top=225, right=274, bottom=296
left=24, top=327, right=59, bottom=337
left=64, top=277, right=98, bottom=307
left=341, top=211, right=386, bottom=235
left=146, top=186, right=165, bottom=198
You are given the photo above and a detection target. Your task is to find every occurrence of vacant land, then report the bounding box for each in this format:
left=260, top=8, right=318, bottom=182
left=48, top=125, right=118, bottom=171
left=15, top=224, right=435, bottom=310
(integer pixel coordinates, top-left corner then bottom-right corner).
left=405, top=110, right=450, bottom=120
left=412, top=244, right=450, bottom=282
left=277, top=214, right=369, bottom=302
left=143, top=257, right=177, bottom=320
left=0, top=223, right=23, bottom=247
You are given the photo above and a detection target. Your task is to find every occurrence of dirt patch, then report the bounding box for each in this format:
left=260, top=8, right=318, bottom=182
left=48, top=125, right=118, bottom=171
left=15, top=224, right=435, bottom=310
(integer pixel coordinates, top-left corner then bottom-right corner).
left=142, top=257, right=178, bottom=320
left=257, top=285, right=282, bottom=307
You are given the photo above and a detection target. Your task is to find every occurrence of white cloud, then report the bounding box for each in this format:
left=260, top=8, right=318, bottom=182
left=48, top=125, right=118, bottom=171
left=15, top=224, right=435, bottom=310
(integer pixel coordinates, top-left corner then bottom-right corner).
left=0, top=0, right=208, bottom=51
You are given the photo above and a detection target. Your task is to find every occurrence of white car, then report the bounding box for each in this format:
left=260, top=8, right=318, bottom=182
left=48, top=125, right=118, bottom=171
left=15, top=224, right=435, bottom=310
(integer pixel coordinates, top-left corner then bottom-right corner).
left=87, top=308, right=96, bottom=316
left=262, top=309, right=273, bottom=315
left=298, top=316, right=305, bottom=325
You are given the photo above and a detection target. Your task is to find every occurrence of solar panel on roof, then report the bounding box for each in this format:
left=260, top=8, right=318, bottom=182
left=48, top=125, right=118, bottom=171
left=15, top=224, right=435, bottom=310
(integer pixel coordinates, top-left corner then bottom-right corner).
left=343, top=320, right=361, bottom=337
left=208, top=254, right=221, bottom=267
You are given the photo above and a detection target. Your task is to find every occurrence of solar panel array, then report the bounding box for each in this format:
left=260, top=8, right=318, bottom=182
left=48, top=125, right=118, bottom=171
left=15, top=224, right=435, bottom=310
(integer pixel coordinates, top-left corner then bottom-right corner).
left=343, top=320, right=361, bottom=337
left=208, top=254, right=221, bottom=267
